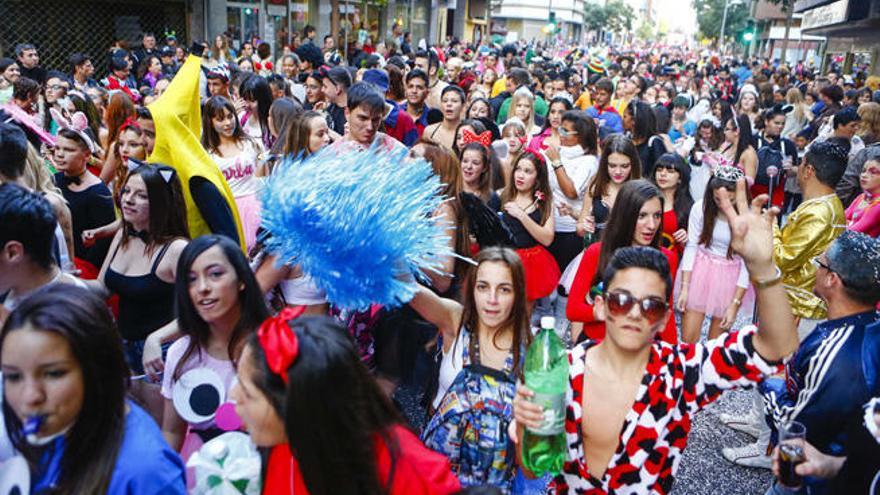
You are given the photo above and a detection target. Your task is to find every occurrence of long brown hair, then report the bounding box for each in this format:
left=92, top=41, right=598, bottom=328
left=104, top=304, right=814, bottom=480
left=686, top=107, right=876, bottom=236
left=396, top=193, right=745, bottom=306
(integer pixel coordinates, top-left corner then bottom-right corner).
left=421, top=142, right=472, bottom=278
left=459, top=247, right=531, bottom=378
left=501, top=151, right=552, bottom=225
left=120, top=163, right=190, bottom=253
left=103, top=91, right=135, bottom=150
left=201, top=95, right=249, bottom=154
left=588, top=133, right=642, bottom=199
left=459, top=141, right=494, bottom=201
left=592, top=180, right=664, bottom=287
left=283, top=110, right=324, bottom=158
left=699, top=176, right=748, bottom=258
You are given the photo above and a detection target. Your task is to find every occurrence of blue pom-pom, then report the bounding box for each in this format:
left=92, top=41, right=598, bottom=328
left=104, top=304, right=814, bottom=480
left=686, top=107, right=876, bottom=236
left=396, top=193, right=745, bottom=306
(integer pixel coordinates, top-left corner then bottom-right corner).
left=260, top=143, right=455, bottom=310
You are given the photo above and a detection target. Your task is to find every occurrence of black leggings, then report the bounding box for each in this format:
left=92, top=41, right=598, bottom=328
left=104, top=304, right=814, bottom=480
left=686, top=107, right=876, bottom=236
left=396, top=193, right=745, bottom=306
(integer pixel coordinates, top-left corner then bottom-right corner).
left=548, top=231, right=583, bottom=274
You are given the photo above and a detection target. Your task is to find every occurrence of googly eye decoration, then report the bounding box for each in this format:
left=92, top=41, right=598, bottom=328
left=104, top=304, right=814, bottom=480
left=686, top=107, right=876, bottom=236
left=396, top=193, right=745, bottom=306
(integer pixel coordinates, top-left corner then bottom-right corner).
left=0, top=456, right=29, bottom=495
left=172, top=368, right=226, bottom=425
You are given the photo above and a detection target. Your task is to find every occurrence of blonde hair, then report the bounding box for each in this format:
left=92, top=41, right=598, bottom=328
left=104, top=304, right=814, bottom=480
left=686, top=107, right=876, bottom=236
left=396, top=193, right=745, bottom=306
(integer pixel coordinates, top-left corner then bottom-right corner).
left=508, top=90, right=536, bottom=135
left=785, top=87, right=812, bottom=124
left=858, top=102, right=880, bottom=140
left=22, top=144, right=64, bottom=199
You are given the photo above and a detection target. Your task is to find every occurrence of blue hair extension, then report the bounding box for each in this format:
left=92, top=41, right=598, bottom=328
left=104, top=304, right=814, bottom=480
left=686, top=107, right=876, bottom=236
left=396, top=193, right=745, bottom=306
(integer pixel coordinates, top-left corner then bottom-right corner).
left=260, top=143, right=455, bottom=310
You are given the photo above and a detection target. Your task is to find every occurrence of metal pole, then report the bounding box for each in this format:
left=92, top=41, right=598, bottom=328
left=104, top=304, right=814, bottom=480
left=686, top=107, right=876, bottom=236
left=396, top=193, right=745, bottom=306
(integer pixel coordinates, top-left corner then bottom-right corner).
left=720, top=0, right=730, bottom=53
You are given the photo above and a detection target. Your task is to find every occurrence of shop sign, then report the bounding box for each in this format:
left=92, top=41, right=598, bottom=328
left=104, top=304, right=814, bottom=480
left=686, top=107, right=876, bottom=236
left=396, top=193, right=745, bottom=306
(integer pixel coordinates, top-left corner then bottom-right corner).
left=801, top=0, right=849, bottom=30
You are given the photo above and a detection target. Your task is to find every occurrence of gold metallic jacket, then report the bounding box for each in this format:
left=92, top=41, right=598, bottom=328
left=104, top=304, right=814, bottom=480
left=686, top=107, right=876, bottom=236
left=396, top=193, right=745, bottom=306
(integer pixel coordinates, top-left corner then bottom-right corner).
left=773, top=194, right=846, bottom=320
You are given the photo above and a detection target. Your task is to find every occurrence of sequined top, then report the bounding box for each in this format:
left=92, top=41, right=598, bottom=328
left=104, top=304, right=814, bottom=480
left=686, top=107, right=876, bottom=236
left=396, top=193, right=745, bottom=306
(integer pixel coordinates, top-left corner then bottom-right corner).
left=772, top=193, right=845, bottom=320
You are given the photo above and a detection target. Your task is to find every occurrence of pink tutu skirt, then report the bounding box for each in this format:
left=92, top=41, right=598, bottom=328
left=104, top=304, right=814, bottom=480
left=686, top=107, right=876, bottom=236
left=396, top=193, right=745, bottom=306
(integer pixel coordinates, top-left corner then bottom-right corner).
left=234, top=193, right=262, bottom=250
left=684, top=248, right=747, bottom=318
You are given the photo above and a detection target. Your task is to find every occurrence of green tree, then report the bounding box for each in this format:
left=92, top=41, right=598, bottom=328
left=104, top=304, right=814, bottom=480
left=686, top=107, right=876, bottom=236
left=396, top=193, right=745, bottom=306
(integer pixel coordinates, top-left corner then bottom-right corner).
left=636, top=21, right=655, bottom=41
left=604, top=0, right=635, bottom=33
left=692, top=0, right=749, bottom=45
left=583, top=2, right=608, bottom=32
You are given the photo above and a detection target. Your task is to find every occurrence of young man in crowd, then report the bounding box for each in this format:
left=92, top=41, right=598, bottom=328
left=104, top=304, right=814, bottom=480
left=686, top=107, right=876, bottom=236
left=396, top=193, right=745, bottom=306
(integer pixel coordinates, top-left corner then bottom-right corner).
left=205, top=65, right=231, bottom=100
left=69, top=53, right=97, bottom=91
left=514, top=179, right=799, bottom=493
left=14, top=43, right=46, bottom=84
left=495, top=67, right=548, bottom=123
left=333, top=82, right=406, bottom=154
left=363, top=69, right=418, bottom=148
left=761, top=230, right=880, bottom=494
left=0, top=183, right=85, bottom=324
left=414, top=50, right=447, bottom=110
left=585, top=77, right=624, bottom=137
left=403, top=68, right=432, bottom=139
left=322, top=66, right=352, bottom=137
left=722, top=139, right=849, bottom=468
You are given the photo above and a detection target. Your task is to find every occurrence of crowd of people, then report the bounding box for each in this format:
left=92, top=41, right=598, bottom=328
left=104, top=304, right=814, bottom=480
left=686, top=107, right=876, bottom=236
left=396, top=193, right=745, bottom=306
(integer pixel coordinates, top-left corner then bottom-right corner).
left=1, top=24, right=880, bottom=495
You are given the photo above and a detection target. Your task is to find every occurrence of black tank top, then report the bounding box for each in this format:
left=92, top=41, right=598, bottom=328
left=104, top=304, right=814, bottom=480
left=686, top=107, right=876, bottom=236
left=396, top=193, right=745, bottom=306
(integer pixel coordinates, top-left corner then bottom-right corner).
left=592, top=197, right=610, bottom=238
left=502, top=209, right=543, bottom=249
left=104, top=242, right=176, bottom=341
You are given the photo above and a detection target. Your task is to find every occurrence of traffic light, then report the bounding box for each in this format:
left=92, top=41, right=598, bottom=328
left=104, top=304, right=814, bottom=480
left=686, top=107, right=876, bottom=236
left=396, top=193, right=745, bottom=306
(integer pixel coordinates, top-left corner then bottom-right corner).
left=543, top=12, right=559, bottom=34
left=742, top=20, right=756, bottom=43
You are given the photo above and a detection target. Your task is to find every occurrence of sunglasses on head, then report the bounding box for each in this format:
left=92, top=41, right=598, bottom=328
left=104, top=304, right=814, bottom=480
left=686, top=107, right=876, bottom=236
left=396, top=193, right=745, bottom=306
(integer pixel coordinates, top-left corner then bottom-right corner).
left=604, top=290, right=668, bottom=324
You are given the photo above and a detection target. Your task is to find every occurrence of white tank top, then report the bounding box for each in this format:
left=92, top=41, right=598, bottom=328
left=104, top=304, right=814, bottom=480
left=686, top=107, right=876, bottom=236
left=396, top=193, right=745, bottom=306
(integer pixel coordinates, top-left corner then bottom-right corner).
left=433, top=329, right=468, bottom=410
left=278, top=275, right=327, bottom=306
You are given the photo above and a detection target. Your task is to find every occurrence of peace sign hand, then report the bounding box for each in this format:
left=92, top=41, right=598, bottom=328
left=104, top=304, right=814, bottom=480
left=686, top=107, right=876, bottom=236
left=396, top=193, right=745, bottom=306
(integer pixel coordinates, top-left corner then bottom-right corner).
left=717, top=178, right=779, bottom=271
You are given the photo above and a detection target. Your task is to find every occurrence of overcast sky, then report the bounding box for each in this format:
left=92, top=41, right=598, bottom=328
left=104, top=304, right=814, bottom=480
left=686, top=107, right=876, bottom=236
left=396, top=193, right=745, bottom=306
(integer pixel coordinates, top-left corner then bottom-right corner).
left=654, top=0, right=698, bottom=35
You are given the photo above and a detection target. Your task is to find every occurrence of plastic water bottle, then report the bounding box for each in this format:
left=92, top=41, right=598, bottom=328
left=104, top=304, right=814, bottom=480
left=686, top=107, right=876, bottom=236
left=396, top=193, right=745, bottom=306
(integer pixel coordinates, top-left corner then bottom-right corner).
left=522, top=316, right=569, bottom=476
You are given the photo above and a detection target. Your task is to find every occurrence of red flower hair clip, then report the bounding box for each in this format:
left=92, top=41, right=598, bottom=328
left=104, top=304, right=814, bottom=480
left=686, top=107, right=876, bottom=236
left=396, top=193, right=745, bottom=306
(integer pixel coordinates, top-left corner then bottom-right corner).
left=534, top=190, right=545, bottom=202
left=257, top=306, right=307, bottom=384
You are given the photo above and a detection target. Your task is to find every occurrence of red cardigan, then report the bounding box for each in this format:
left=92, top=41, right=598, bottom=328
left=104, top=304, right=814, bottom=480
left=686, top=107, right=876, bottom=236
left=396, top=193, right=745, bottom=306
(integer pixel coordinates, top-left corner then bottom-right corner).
left=263, top=425, right=461, bottom=495
left=566, top=242, right=679, bottom=343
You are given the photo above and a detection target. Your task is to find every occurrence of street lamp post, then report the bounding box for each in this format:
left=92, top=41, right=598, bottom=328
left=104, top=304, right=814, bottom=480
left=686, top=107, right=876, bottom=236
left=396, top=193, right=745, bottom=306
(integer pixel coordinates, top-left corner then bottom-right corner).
left=719, top=0, right=742, bottom=53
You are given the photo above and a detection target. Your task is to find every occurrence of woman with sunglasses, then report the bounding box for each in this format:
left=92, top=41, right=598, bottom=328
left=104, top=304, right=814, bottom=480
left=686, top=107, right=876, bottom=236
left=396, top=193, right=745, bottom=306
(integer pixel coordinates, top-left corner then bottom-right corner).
left=677, top=166, right=751, bottom=343
left=528, top=96, right=573, bottom=151
left=230, top=314, right=461, bottom=494
left=567, top=179, right=678, bottom=344
left=687, top=118, right=724, bottom=202
left=543, top=110, right=599, bottom=271
left=651, top=153, right=693, bottom=257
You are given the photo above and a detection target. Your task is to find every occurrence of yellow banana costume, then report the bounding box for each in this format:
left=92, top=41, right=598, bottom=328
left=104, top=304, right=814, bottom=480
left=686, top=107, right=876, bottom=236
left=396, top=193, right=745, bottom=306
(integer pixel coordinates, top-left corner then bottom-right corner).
left=147, top=55, right=245, bottom=250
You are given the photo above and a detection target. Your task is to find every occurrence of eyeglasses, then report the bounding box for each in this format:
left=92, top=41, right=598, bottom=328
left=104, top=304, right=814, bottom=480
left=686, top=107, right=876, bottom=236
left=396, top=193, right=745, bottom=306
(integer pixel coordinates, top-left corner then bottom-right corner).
left=47, top=84, right=65, bottom=91
left=655, top=164, right=679, bottom=173
left=811, top=256, right=832, bottom=272
left=558, top=127, right=578, bottom=138
left=603, top=291, right=669, bottom=324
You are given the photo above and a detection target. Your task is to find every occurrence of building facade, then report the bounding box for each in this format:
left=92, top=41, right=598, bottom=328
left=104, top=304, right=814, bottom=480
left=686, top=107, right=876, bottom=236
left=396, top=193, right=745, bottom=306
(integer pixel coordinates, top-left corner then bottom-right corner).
left=794, top=0, right=880, bottom=75
left=490, top=0, right=586, bottom=42
left=752, top=0, right=824, bottom=66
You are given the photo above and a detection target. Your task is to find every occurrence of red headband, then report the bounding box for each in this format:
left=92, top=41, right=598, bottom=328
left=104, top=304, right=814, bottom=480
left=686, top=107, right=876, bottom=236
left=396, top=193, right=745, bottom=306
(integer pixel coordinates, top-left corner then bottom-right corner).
left=119, top=116, right=140, bottom=133
left=257, top=306, right=307, bottom=384
left=461, top=128, right=492, bottom=148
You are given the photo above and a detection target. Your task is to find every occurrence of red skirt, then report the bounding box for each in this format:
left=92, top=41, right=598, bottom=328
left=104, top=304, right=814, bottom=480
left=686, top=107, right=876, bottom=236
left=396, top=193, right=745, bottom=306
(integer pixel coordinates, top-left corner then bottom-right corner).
left=516, top=245, right=561, bottom=301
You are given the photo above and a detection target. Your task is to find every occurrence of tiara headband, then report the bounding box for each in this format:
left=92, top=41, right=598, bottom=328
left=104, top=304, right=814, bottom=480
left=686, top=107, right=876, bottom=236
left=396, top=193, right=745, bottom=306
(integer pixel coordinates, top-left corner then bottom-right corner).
left=713, top=164, right=744, bottom=182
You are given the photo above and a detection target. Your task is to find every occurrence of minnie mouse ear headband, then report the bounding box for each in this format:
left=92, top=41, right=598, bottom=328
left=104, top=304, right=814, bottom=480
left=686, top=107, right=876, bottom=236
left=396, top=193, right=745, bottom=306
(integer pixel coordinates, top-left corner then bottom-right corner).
left=461, top=128, right=493, bottom=148
left=50, top=108, right=98, bottom=154
left=765, top=103, right=794, bottom=117
left=257, top=306, right=307, bottom=384
left=713, top=164, right=744, bottom=182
